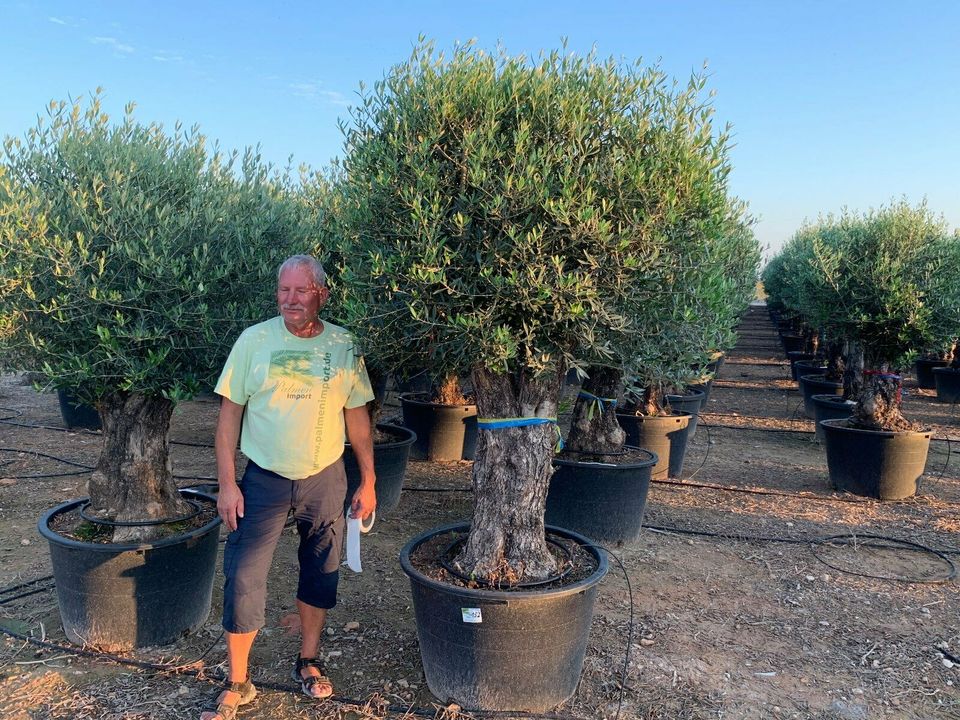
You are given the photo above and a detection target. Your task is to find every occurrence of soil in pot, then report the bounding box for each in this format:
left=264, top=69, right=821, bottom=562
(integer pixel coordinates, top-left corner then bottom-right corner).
left=38, top=489, right=221, bottom=651
left=400, top=522, right=607, bottom=712
left=344, top=423, right=416, bottom=516
left=615, top=412, right=692, bottom=480
left=932, top=367, right=960, bottom=404
left=545, top=447, right=657, bottom=543
left=400, top=392, right=477, bottom=461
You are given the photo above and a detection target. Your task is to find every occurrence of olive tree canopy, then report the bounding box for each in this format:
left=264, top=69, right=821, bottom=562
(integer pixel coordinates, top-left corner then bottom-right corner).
left=0, top=95, right=308, bottom=539
left=330, top=42, right=748, bottom=582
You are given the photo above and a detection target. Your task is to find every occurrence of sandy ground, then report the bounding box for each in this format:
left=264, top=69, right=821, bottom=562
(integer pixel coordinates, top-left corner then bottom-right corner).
left=0, top=305, right=958, bottom=719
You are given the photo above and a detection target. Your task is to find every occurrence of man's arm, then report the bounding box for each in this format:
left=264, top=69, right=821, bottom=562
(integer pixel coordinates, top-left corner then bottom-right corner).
left=215, top=397, right=246, bottom=532
left=344, top=405, right=376, bottom=519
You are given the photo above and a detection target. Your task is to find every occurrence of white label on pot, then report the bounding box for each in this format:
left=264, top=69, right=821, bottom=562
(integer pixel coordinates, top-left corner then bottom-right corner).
left=461, top=608, right=482, bottom=623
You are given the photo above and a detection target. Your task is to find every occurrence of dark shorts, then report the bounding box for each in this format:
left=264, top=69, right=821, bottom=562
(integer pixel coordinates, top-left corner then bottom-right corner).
left=221, top=458, right=346, bottom=634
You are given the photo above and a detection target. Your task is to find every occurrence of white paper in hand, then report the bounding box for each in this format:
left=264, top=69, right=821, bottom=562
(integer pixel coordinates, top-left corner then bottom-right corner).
left=345, top=510, right=375, bottom=573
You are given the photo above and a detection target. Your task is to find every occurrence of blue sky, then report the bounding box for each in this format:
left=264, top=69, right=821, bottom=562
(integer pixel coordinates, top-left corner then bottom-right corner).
left=2, top=1, right=958, bottom=256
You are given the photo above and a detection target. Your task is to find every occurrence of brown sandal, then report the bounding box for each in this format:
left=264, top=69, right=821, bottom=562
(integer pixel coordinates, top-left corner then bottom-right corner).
left=292, top=656, right=334, bottom=699
left=200, top=678, right=257, bottom=720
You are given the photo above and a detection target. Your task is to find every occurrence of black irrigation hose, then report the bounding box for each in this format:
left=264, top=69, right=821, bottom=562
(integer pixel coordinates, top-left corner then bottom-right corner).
left=811, top=533, right=957, bottom=583
left=644, top=524, right=958, bottom=579
left=0, top=447, right=94, bottom=479
left=0, top=410, right=215, bottom=449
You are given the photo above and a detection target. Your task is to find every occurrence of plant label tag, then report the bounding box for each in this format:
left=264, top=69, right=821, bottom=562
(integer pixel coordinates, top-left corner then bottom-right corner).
left=461, top=608, right=482, bottom=624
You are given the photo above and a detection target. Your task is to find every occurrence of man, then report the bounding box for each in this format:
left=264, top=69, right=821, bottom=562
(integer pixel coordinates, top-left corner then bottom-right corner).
left=200, top=254, right=376, bottom=720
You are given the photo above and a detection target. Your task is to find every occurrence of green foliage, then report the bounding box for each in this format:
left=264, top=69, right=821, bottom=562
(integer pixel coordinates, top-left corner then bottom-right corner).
left=0, top=94, right=310, bottom=403
left=326, top=41, right=756, bottom=384
left=769, top=200, right=960, bottom=368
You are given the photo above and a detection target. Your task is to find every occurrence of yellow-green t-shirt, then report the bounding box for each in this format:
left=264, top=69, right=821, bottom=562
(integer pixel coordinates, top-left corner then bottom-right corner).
left=214, top=316, right=374, bottom=479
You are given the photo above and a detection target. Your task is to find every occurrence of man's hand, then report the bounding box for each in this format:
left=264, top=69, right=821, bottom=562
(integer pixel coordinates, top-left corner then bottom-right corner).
left=350, top=481, right=376, bottom=520
left=218, top=481, right=245, bottom=532
left=344, top=405, right=377, bottom=520
left=214, top=397, right=246, bottom=532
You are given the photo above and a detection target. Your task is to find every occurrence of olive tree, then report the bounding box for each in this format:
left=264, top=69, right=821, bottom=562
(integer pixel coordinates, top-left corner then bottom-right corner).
left=775, top=201, right=960, bottom=430
left=0, top=96, right=308, bottom=540
left=330, top=42, right=746, bottom=582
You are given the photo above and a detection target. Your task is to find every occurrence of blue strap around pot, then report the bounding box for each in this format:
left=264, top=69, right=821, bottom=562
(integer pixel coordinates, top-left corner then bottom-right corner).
left=577, top=390, right=617, bottom=420
left=477, top=416, right=564, bottom=453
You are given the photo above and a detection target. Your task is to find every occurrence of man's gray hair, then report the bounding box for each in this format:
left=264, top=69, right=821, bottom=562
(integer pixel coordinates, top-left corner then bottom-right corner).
left=278, top=255, right=327, bottom=287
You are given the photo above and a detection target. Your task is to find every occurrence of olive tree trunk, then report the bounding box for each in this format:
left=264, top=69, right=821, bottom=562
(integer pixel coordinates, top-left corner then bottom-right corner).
left=454, top=368, right=562, bottom=584
left=823, top=340, right=846, bottom=383
left=851, top=355, right=912, bottom=432
left=564, top=367, right=625, bottom=455
left=87, top=392, right=188, bottom=543
left=841, top=340, right=864, bottom=402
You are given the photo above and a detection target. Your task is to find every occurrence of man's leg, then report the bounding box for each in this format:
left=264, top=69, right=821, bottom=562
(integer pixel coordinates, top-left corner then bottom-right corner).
left=296, top=599, right=327, bottom=659
left=292, top=460, right=346, bottom=697
left=226, top=630, right=259, bottom=681
left=202, top=465, right=290, bottom=718
left=199, top=631, right=258, bottom=720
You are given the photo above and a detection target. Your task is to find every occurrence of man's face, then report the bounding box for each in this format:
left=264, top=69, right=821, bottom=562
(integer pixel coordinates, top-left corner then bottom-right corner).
left=277, top=265, right=328, bottom=328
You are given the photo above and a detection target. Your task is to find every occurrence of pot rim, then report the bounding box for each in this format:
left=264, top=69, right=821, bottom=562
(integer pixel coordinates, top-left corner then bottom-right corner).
left=819, top=418, right=931, bottom=439
left=615, top=410, right=692, bottom=424
left=552, top=445, right=657, bottom=470
left=798, top=373, right=842, bottom=386
left=665, top=389, right=706, bottom=401
left=38, top=488, right=221, bottom=553
left=932, top=366, right=960, bottom=375
left=347, top=422, right=417, bottom=449
left=398, top=391, right=476, bottom=411
left=811, top=394, right=855, bottom=406
left=399, top=521, right=608, bottom=602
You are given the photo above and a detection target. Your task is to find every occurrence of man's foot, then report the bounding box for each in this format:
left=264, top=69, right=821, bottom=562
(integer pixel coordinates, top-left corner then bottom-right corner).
left=292, top=656, right=334, bottom=699
left=199, top=678, right=257, bottom=720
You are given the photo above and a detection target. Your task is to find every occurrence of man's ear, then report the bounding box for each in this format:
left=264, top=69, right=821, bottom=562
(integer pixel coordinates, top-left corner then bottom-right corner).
left=316, top=285, right=331, bottom=308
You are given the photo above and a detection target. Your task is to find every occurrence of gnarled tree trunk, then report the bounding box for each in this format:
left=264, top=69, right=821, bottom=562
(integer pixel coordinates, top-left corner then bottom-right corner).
left=851, top=355, right=912, bottom=432
left=823, top=340, right=845, bottom=383
left=455, top=367, right=562, bottom=584
left=841, top=340, right=864, bottom=402
left=87, top=392, right=188, bottom=543
left=564, top=366, right=624, bottom=455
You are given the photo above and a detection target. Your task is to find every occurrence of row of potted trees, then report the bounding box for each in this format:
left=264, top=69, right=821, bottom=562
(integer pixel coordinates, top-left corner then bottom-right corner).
left=762, top=201, right=960, bottom=499
left=1, top=43, right=759, bottom=711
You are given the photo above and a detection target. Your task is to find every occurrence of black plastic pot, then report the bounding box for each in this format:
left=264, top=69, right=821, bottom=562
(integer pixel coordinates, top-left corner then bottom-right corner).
left=932, top=367, right=960, bottom=404
left=400, top=392, right=478, bottom=461
left=820, top=419, right=930, bottom=500
left=780, top=334, right=805, bottom=354
left=792, top=359, right=827, bottom=383
left=545, top=448, right=657, bottom=543
left=38, top=489, right=221, bottom=651
left=811, top=394, right=855, bottom=443
left=689, top=378, right=714, bottom=406
left=665, top=389, right=705, bottom=439
left=786, top=351, right=816, bottom=379
left=616, top=412, right=691, bottom=480
left=344, top=423, right=417, bottom=515
left=57, top=389, right=101, bottom=431
left=399, top=522, right=608, bottom=712
left=798, top=374, right=843, bottom=418
left=915, top=359, right=949, bottom=390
